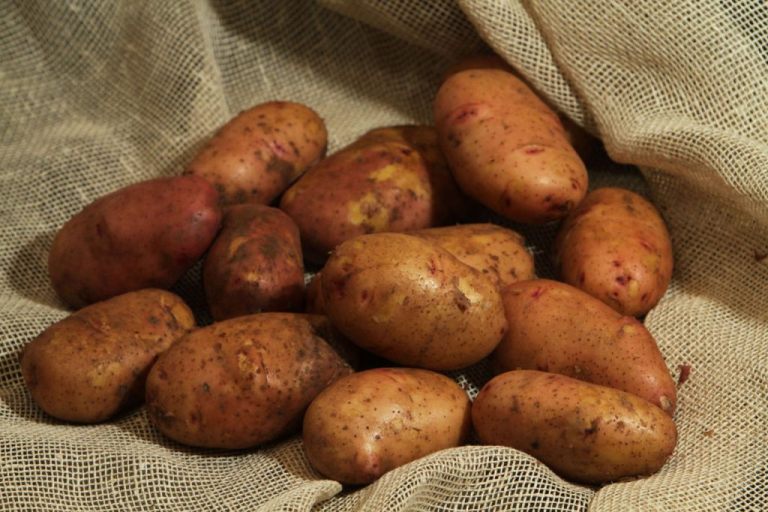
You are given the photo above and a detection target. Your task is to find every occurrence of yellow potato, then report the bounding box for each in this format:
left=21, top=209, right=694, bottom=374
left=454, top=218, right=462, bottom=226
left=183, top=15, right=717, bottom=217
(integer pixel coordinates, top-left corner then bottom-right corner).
left=554, top=187, right=674, bottom=316
left=320, top=233, right=507, bottom=370
left=434, top=55, right=587, bottom=223
left=145, top=313, right=351, bottom=449
left=413, top=223, right=535, bottom=288
left=303, top=367, right=471, bottom=485
left=280, top=125, right=468, bottom=262
left=493, top=279, right=676, bottom=414
left=472, top=370, right=677, bottom=484
left=185, top=101, right=327, bottom=206
left=20, top=289, right=195, bottom=423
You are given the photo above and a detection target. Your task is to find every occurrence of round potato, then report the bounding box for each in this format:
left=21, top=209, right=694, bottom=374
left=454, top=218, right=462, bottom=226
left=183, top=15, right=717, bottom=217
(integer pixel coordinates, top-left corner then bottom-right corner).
left=280, top=125, right=468, bottom=262
left=184, top=101, right=327, bottom=206
left=48, top=175, right=222, bottom=309
left=413, top=223, right=535, bottom=289
left=493, top=279, right=676, bottom=414
left=20, top=289, right=195, bottom=423
left=472, top=370, right=677, bottom=484
left=145, top=313, right=351, bottom=449
left=554, top=187, right=674, bottom=316
left=320, top=233, right=507, bottom=371
left=203, top=204, right=304, bottom=320
left=303, top=367, right=471, bottom=485
left=434, top=55, right=587, bottom=224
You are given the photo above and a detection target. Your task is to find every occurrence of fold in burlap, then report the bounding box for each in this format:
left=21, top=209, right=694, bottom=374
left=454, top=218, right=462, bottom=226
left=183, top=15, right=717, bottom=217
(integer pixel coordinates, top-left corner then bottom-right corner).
left=1, top=1, right=765, bottom=510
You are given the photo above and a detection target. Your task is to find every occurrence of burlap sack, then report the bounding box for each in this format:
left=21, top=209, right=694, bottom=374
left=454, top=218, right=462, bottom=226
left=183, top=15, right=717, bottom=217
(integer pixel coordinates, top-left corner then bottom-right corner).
left=1, top=1, right=765, bottom=510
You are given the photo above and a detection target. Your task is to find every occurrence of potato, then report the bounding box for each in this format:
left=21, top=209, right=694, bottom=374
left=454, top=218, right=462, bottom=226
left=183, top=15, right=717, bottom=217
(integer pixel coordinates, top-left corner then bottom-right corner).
left=434, top=55, right=588, bottom=223
left=493, top=279, right=676, bottom=414
left=145, top=313, right=351, bottom=449
left=321, top=233, right=506, bottom=371
left=554, top=187, right=674, bottom=316
left=303, top=367, right=471, bottom=485
left=203, top=204, right=304, bottom=320
left=413, top=223, right=535, bottom=289
left=472, top=370, right=677, bottom=484
left=48, top=175, right=222, bottom=309
left=184, top=101, right=327, bottom=206
left=444, top=54, right=600, bottom=162
left=20, top=289, right=195, bottom=423
left=280, top=125, right=468, bottom=262
left=305, top=272, right=325, bottom=315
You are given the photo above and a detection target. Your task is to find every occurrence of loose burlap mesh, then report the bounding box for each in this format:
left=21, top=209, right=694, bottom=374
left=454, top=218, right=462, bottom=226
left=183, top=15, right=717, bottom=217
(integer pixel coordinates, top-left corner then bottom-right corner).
left=1, top=1, right=766, bottom=510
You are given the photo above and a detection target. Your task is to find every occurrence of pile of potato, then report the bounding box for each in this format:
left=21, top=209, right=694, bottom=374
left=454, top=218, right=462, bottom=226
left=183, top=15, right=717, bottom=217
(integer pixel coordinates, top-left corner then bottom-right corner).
left=20, top=55, right=678, bottom=487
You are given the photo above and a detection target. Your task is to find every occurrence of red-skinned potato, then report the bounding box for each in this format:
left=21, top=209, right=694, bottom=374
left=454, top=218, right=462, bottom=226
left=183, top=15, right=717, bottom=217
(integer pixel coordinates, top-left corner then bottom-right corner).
left=413, top=223, right=535, bottom=289
left=434, top=55, right=587, bottom=223
left=203, top=204, right=304, bottom=320
left=493, top=279, right=676, bottom=414
left=554, top=187, right=673, bottom=316
left=280, top=125, right=468, bottom=262
left=472, top=370, right=677, bottom=484
left=184, top=101, right=327, bottom=206
left=20, top=289, right=195, bottom=423
left=145, top=313, right=351, bottom=449
left=320, top=233, right=507, bottom=371
left=48, top=176, right=221, bottom=309
left=303, top=368, right=471, bottom=485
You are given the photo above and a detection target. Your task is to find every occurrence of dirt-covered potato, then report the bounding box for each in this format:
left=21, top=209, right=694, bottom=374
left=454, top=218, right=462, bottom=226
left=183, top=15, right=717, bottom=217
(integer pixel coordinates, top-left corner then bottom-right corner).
left=413, top=223, right=535, bottom=289
left=303, top=367, right=471, bottom=485
left=20, top=289, right=195, bottom=423
left=320, top=233, right=507, bottom=371
left=434, top=55, right=587, bottom=224
left=203, top=204, right=304, bottom=320
left=493, top=279, right=676, bottom=414
left=48, top=175, right=222, bottom=309
left=184, top=101, right=327, bottom=206
left=145, top=313, right=351, bottom=449
left=472, top=370, right=677, bottom=484
left=554, top=187, right=674, bottom=316
left=280, top=125, right=468, bottom=262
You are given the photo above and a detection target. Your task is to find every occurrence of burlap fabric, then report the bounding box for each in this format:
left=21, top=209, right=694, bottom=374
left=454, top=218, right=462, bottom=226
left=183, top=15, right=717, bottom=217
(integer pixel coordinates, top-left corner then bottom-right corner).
left=1, top=1, right=766, bottom=510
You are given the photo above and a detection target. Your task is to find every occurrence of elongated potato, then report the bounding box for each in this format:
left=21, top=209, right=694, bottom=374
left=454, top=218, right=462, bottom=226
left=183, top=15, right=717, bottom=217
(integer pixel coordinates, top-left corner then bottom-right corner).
left=280, top=125, right=468, bottom=262
left=303, top=368, right=471, bottom=485
left=493, top=279, right=676, bottom=414
left=145, top=313, right=351, bottom=449
left=20, top=289, right=195, bottom=423
left=48, top=175, right=222, bottom=309
left=203, top=204, right=304, bottom=320
left=434, top=56, right=587, bottom=223
left=472, top=371, right=677, bottom=484
left=554, top=187, right=673, bottom=316
left=184, top=101, right=327, bottom=206
left=321, top=233, right=507, bottom=371
left=413, top=223, right=535, bottom=288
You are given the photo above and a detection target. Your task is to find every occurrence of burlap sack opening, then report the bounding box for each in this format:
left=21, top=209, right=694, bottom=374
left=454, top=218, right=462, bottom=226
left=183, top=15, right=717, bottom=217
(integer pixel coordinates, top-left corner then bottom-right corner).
left=1, top=1, right=765, bottom=510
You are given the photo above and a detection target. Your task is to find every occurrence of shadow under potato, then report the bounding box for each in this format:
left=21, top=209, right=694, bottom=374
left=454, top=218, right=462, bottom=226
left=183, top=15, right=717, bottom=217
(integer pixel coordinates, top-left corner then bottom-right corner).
left=114, top=404, right=321, bottom=482
left=0, top=376, right=62, bottom=425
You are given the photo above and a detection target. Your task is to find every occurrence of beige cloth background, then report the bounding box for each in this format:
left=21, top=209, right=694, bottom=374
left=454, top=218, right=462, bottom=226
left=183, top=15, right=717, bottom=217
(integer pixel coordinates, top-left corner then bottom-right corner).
left=1, top=1, right=766, bottom=510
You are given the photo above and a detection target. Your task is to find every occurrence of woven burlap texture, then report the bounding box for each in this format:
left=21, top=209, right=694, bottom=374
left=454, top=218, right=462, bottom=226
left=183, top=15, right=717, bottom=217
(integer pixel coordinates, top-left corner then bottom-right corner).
left=1, top=1, right=766, bottom=510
